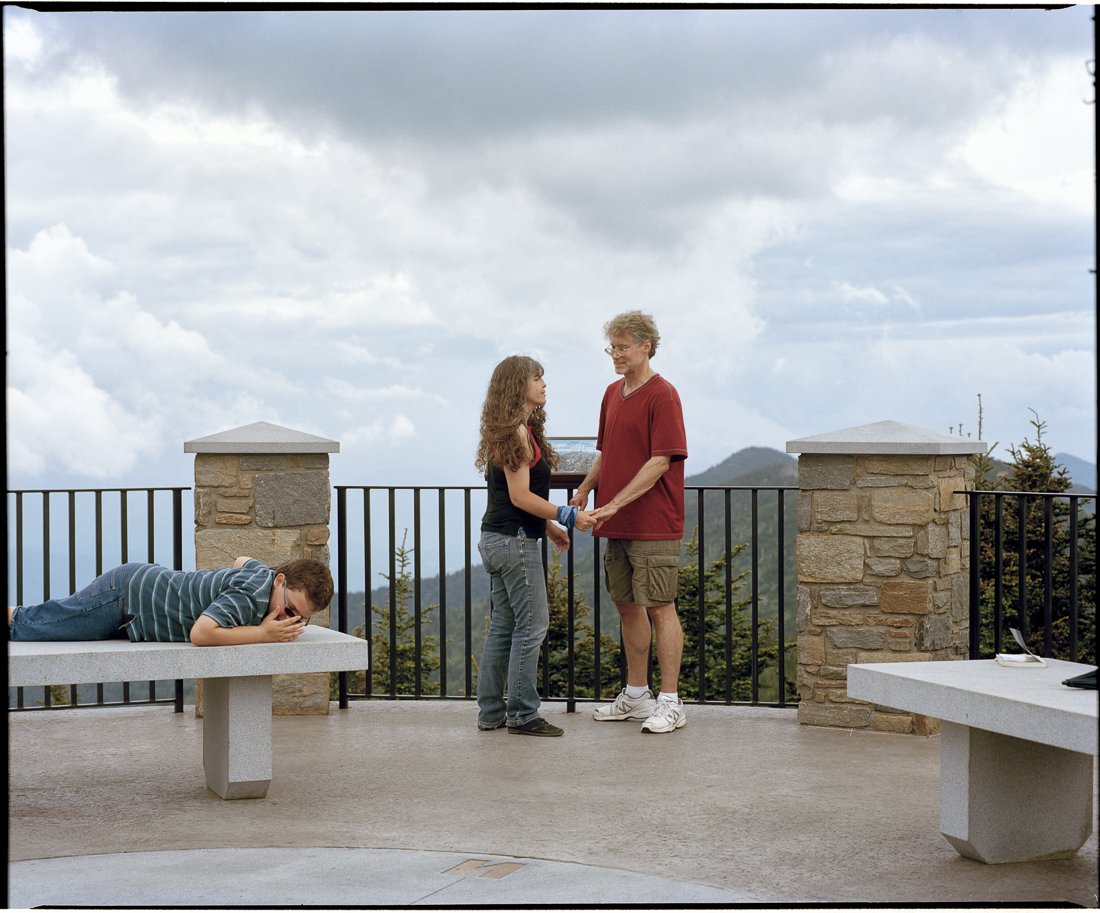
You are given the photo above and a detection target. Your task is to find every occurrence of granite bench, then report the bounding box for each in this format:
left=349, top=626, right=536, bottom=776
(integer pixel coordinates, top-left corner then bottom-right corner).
left=8, top=627, right=371, bottom=800
left=847, top=658, right=1098, bottom=864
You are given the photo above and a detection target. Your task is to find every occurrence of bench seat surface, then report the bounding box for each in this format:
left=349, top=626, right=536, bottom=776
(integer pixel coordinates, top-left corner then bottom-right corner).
left=8, top=627, right=370, bottom=687
left=848, top=658, right=1097, bottom=754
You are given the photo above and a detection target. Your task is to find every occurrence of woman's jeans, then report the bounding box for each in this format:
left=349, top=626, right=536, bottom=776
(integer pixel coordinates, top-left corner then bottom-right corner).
left=476, top=529, right=550, bottom=728
left=9, top=563, right=143, bottom=641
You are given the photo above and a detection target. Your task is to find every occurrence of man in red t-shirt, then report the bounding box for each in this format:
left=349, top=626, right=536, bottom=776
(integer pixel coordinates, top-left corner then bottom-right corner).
left=571, top=311, right=689, bottom=733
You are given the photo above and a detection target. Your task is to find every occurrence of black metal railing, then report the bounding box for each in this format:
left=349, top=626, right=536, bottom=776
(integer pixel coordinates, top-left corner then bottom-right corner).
left=965, top=490, right=1096, bottom=663
left=7, top=487, right=191, bottom=711
left=11, top=483, right=1094, bottom=714
left=333, top=484, right=799, bottom=710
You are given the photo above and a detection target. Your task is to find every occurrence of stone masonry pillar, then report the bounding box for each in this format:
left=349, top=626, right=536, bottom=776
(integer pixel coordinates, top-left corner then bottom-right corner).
left=786, top=421, right=986, bottom=734
left=184, top=421, right=340, bottom=716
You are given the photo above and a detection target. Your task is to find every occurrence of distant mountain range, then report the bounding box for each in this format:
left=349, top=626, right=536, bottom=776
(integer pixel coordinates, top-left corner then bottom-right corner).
left=686, top=445, right=1094, bottom=491
left=1056, top=453, right=1096, bottom=492
left=346, top=443, right=1095, bottom=629
left=686, top=446, right=1094, bottom=491
left=685, top=446, right=798, bottom=487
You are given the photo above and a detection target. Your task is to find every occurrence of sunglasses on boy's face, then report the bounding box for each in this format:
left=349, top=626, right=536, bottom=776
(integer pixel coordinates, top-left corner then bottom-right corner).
left=283, top=583, right=311, bottom=626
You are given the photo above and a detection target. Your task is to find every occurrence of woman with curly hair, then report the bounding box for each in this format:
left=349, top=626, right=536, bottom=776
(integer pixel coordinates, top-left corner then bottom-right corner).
left=474, top=355, right=595, bottom=736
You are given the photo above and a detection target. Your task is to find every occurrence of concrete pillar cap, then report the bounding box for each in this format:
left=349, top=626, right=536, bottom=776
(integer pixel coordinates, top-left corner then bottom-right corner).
left=184, top=421, right=339, bottom=454
left=786, top=420, right=986, bottom=456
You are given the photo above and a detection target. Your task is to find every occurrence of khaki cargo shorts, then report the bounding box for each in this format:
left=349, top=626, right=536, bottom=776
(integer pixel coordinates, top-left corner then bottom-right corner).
left=602, top=538, right=682, bottom=608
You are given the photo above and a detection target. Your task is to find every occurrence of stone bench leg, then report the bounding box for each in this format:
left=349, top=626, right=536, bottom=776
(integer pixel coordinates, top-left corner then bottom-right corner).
left=202, top=676, right=273, bottom=800
left=940, top=721, right=1094, bottom=863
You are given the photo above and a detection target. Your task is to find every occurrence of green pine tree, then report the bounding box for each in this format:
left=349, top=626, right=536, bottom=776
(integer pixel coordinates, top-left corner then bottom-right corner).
left=675, top=532, right=796, bottom=703
left=975, top=412, right=1096, bottom=664
left=543, top=549, right=623, bottom=701
left=333, top=530, right=442, bottom=698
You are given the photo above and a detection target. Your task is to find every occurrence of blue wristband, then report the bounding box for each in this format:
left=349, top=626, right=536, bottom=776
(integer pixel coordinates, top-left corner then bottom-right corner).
left=556, top=505, right=577, bottom=530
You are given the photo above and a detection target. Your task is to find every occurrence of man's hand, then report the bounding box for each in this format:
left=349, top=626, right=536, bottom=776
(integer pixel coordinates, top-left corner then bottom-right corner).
left=589, top=503, right=619, bottom=533
left=588, top=456, right=670, bottom=531
left=569, top=490, right=589, bottom=509
left=260, top=606, right=306, bottom=642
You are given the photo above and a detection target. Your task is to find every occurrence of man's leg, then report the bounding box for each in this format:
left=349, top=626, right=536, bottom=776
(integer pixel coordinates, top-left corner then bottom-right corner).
left=647, top=602, right=683, bottom=693
left=638, top=539, right=686, bottom=733
left=591, top=600, right=658, bottom=721
left=617, top=601, right=654, bottom=687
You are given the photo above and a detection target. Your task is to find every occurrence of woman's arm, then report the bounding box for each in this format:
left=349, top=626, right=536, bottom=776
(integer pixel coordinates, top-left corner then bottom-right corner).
left=502, top=426, right=593, bottom=530
left=503, top=460, right=559, bottom=520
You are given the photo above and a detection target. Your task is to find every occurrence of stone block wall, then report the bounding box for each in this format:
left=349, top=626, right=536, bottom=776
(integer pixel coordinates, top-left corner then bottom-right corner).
left=194, top=451, right=333, bottom=716
left=795, top=453, right=975, bottom=733
left=194, top=453, right=332, bottom=569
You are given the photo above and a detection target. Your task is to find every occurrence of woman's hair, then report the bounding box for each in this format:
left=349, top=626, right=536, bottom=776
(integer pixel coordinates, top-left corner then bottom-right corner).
left=605, top=310, right=660, bottom=359
left=475, top=355, right=560, bottom=474
left=273, top=558, right=334, bottom=611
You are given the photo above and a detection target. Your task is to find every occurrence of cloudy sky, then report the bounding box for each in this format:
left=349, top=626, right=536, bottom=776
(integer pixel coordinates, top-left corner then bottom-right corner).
left=5, top=6, right=1096, bottom=495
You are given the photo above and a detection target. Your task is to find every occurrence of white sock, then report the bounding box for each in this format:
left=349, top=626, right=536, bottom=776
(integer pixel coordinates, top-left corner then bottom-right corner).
left=625, top=684, right=650, bottom=699
left=658, top=691, right=679, bottom=704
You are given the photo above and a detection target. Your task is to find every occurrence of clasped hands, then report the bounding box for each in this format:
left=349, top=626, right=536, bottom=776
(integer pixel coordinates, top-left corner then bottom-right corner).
left=572, top=509, right=598, bottom=532
left=569, top=492, right=616, bottom=533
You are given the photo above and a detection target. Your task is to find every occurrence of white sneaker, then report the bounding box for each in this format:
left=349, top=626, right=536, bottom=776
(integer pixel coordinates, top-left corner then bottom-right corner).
left=641, top=698, right=686, bottom=733
left=592, top=688, right=656, bottom=721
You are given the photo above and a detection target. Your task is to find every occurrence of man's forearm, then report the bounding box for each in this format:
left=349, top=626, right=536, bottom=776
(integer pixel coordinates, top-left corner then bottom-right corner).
left=601, top=456, right=671, bottom=511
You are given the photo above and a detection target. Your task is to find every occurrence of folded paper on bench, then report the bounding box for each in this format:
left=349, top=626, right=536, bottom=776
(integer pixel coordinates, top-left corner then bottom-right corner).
left=995, top=652, right=1046, bottom=668
left=996, top=626, right=1046, bottom=667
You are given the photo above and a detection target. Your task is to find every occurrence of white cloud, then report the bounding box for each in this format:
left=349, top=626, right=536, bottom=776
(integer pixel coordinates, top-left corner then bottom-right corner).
left=5, top=224, right=280, bottom=481
left=6, top=336, right=163, bottom=477
left=317, top=276, right=437, bottom=329
left=3, top=6, right=1095, bottom=490
left=745, top=309, right=1096, bottom=461
left=9, top=225, right=216, bottom=371
left=325, top=379, right=448, bottom=407
left=839, top=282, right=890, bottom=306
left=340, top=416, right=419, bottom=450
left=331, top=341, right=404, bottom=371
left=957, top=57, right=1094, bottom=213
left=2, top=14, right=44, bottom=67
left=7, top=223, right=114, bottom=309
left=836, top=281, right=920, bottom=313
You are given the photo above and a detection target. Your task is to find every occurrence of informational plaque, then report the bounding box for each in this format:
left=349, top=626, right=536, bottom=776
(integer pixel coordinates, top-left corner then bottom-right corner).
left=548, top=437, right=598, bottom=487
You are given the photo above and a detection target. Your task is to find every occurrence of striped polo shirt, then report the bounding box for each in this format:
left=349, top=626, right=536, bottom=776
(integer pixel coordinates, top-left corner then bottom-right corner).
left=124, top=560, right=274, bottom=642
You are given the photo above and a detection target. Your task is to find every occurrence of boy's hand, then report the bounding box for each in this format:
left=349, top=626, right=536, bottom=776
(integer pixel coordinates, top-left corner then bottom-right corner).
left=260, top=607, right=306, bottom=642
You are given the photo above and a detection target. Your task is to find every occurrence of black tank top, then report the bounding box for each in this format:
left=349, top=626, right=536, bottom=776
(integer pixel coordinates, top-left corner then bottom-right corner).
left=481, top=429, right=550, bottom=537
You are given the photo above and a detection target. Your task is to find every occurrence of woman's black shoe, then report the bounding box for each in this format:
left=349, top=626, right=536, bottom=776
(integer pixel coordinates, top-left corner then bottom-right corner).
left=507, top=716, right=564, bottom=737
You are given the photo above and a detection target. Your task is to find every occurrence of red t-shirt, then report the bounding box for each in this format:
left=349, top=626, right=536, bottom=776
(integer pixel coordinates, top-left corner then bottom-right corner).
left=594, top=374, right=688, bottom=540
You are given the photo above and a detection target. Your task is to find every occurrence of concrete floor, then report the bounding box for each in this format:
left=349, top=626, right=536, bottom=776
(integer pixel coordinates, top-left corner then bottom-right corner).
left=8, top=700, right=1099, bottom=908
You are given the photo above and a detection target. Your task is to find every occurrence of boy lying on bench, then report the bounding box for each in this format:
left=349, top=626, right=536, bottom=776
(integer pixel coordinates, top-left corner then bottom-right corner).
left=7, top=557, right=333, bottom=646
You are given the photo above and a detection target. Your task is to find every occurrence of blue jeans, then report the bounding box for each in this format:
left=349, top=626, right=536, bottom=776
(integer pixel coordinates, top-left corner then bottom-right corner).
left=8, top=563, right=143, bottom=641
left=476, top=529, right=549, bottom=728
